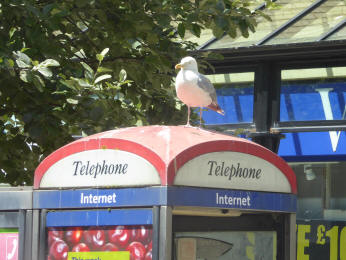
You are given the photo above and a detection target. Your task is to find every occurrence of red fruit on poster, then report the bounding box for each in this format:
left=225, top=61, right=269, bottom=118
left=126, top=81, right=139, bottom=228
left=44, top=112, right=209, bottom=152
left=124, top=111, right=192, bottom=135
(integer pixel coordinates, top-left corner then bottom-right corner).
left=137, top=226, right=151, bottom=244
left=48, top=229, right=63, bottom=246
left=146, top=241, right=152, bottom=251
left=65, top=227, right=83, bottom=245
left=83, top=228, right=105, bottom=250
left=101, top=242, right=119, bottom=251
left=126, top=241, right=146, bottom=260
left=129, top=226, right=139, bottom=242
left=144, top=250, right=152, bottom=260
left=49, top=240, right=68, bottom=260
left=108, top=226, right=130, bottom=249
left=72, top=243, right=90, bottom=252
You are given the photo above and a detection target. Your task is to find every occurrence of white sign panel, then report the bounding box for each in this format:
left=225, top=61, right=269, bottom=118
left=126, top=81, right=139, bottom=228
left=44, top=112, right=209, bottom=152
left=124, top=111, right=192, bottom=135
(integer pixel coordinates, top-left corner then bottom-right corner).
left=40, top=149, right=161, bottom=188
left=174, top=152, right=291, bottom=193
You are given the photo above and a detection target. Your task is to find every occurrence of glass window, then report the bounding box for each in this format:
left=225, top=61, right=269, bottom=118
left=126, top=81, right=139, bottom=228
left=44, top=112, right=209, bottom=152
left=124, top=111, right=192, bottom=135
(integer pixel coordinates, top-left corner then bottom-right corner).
left=174, top=231, right=276, bottom=260
left=267, top=0, right=346, bottom=45
left=280, top=67, right=346, bottom=121
left=206, top=0, right=316, bottom=49
left=328, top=25, right=346, bottom=41
left=203, top=72, right=254, bottom=125
left=289, top=161, right=346, bottom=221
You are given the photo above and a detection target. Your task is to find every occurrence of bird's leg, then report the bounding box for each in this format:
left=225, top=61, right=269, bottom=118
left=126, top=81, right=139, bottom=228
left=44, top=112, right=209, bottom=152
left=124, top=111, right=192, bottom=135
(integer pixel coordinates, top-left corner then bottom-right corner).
left=186, top=106, right=191, bottom=126
left=199, top=107, right=203, bottom=126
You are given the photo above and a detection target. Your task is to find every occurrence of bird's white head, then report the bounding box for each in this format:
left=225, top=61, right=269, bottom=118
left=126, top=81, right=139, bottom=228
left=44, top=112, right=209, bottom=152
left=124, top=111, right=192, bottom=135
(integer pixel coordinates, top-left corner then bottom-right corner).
left=175, top=56, right=198, bottom=72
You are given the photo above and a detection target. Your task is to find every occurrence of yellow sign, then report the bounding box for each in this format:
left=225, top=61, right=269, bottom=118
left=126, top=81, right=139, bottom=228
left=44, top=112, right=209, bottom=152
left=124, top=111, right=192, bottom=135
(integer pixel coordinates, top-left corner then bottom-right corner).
left=296, top=222, right=346, bottom=260
left=68, top=251, right=130, bottom=260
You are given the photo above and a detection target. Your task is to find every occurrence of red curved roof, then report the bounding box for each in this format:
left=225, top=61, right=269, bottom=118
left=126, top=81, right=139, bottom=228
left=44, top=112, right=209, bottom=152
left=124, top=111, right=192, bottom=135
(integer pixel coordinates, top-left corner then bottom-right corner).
left=34, top=125, right=297, bottom=193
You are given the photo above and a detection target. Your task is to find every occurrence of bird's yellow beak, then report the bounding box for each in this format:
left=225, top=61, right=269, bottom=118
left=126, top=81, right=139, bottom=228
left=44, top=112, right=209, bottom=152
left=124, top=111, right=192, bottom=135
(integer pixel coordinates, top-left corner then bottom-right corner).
left=175, top=63, right=182, bottom=69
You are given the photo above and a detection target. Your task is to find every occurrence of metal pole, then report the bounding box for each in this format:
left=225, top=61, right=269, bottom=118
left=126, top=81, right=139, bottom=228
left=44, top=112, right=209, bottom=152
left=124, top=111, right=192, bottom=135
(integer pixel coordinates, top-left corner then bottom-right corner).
left=18, top=210, right=26, bottom=260
left=38, top=209, right=47, bottom=260
left=24, top=210, right=33, bottom=260
left=31, top=209, right=40, bottom=260
left=287, top=213, right=297, bottom=260
left=159, top=206, right=172, bottom=260
left=152, top=206, right=160, bottom=260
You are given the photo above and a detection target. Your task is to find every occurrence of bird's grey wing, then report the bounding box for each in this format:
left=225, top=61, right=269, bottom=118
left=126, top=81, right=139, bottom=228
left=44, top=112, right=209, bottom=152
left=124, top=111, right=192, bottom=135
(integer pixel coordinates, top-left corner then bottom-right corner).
left=197, top=74, right=218, bottom=103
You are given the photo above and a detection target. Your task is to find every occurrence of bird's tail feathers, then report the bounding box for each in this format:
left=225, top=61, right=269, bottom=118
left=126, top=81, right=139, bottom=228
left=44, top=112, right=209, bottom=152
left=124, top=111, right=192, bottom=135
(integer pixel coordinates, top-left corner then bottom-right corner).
left=207, top=103, right=225, bottom=115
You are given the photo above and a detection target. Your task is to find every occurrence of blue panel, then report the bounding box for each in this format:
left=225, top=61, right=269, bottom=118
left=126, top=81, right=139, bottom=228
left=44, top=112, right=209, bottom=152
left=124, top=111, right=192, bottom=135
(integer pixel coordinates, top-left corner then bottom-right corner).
left=46, top=208, right=153, bottom=227
left=202, top=82, right=345, bottom=124
left=34, top=187, right=295, bottom=213
left=278, top=132, right=346, bottom=157
left=203, top=87, right=254, bottom=124
left=34, top=187, right=166, bottom=209
left=239, top=95, right=254, bottom=122
left=167, top=187, right=296, bottom=213
left=280, top=83, right=346, bottom=121
left=278, top=83, right=346, bottom=159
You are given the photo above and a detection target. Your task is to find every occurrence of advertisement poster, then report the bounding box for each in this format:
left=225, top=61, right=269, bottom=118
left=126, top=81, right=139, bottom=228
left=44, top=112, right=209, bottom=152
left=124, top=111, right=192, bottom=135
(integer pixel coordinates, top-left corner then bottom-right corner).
left=68, top=251, right=129, bottom=260
left=297, top=219, right=346, bottom=260
left=47, top=225, right=152, bottom=260
left=0, top=228, right=19, bottom=260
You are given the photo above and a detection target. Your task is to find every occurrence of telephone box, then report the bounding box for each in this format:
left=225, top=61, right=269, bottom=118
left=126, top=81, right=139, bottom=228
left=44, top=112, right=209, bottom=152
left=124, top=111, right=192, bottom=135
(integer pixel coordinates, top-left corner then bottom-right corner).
left=0, top=186, right=32, bottom=260
left=31, top=125, right=296, bottom=260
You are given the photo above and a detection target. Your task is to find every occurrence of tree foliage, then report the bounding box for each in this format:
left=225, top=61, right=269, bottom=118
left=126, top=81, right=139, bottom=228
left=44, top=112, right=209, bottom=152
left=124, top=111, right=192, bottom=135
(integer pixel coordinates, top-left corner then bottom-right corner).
left=0, top=0, right=270, bottom=185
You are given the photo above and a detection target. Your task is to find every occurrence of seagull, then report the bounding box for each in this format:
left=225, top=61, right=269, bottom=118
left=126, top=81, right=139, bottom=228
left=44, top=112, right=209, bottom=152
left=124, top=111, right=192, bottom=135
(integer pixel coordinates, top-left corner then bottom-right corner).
left=175, top=56, right=225, bottom=126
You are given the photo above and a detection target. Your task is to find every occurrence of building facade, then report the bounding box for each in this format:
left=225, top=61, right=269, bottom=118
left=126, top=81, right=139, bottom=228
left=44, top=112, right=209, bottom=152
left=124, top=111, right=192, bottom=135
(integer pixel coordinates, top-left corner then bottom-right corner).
left=195, top=0, right=346, bottom=259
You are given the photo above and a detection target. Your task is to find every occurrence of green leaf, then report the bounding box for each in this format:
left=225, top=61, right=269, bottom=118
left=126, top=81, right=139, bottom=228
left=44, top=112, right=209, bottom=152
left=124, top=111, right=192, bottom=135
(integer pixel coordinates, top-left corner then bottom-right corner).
left=135, top=119, right=143, bottom=126
left=215, top=17, right=228, bottom=30
left=100, top=48, right=109, bottom=57
left=9, top=27, right=17, bottom=39
left=119, top=69, right=127, bottom=82
left=96, top=48, right=110, bottom=62
left=80, top=62, right=94, bottom=80
left=32, top=75, right=45, bottom=92
left=211, top=23, right=224, bottom=38
left=16, top=60, right=31, bottom=68
left=76, top=21, right=88, bottom=32
left=256, top=10, right=272, bottom=21
left=66, top=98, right=79, bottom=104
left=77, top=78, right=92, bottom=88
left=227, top=22, right=237, bottom=38
left=177, top=23, right=185, bottom=38
left=39, top=59, right=60, bottom=67
left=191, top=23, right=201, bottom=37
left=5, top=59, right=14, bottom=68
left=239, top=21, right=249, bottom=38
left=97, top=66, right=113, bottom=73
left=81, top=62, right=93, bottom=73
left=13, top=51, right=31, bottom=65
left=43, top=3, right=55, bottom=15
left=96, top=54, right=104, bottom=62
left=19, top=70, right=32, bottom=83
left=37, top=67, right=53, bottom=78
left=74, top=49, right=86, bottom=59
left=20, top=47, right=30, bottom=53
left=60, top=79, right=78, bottom=90
left=215, top=0, right=225, bottom=12
left=94, top=74, right=111, bottom=84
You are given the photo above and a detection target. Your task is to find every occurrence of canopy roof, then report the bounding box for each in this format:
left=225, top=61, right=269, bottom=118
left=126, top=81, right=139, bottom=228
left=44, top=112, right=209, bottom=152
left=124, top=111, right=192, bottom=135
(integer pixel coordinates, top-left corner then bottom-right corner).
left=187, top=0, right=346, bottom=50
